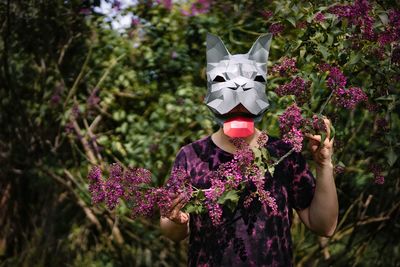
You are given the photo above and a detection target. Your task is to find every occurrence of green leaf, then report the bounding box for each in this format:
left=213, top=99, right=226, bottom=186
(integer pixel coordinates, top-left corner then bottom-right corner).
left=252, top=147, right=262, bottom=159
left=317, top=45, right=330, bottom=60
left=286, top=17, right=297, bottom=27
left=319, top=132, right=327, bottom=149
left=378, top=13, right=389, bottom=25
left=330, top=124, right=336, bottom=139
left=348, top=52, right=361, bottom=65
left=267, top=165, right=275, bottom=177
left=196, top=189, right=205, bottom=201
left=387, top=148, right=398, bottom=167
left=184, top=203, right=205, bottom=214
left=217, top=190, right=239, bottom=205
left=375, top=95, right=397, bottom=101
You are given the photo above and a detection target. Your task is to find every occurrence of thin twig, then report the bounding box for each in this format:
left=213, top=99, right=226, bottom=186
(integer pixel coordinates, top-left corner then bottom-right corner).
left=273, top=147, right=295, bottom=167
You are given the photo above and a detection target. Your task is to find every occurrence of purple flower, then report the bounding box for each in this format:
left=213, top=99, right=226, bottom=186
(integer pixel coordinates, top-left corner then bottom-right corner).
left=87, top=88, right=100, bottom=108
left=296, top=21, right=307, bottom=29
left=112, top=0, right=121, bottom=11
left=131, top=17, right=140, bottom=26
left=104, top=163, right=124, bottom=210
left=206, top=202, right=223, bottom=226
left=275, top=76, right=310, bottom=105
left=278, top=104, right=304, bottom=152
left=369, top=164, right=385, bottom=185
left=88, top=166, right=105, bottom=204
left=375, top=118, right=390, bottom=132
left=283, top=127, right=303, bottom=153
left=182, top=0, right=211, bottom=16
left=377, top=32, right=393, bottom=46
left=50, top=94, right=61, bottom=106
left=243, top=194, right=255, bottom=208
left=272, top=57, right=298, bottom=76
left=50, top=83, right=64, bottom=106
left=328, top=0, right=375, bottom=41
left=314, top=12, right=326, bottom=23
left=157, top=0, right=172, bottom=10
left=269, top=23, right=284, bottom=35
left=171, top=51, right=178, bottom=59
left=65, top=121, right=75, bottom=134
left=327, top=67, right=347, bottom=90
left=258, top=189, right=278, bottom=215
left=317, top=63, right=332, bottom=72
left=191, top=0, right=211, bottom=15
left=72, top=104, right=80, bottom=119
left=278, top=104, right=304, bottom=129
left=311, top=115, right=327, bottom=132
left=334, top=165, right=345, bottom=175
left=261, top=10, right=273, bottom=20
left=334, top=87, right=368, bottom=109
left=257, top=131, right=269, bottom=147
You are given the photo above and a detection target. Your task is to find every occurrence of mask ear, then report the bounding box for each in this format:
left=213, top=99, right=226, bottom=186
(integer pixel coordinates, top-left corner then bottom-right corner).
left=248, top=33, right=272, bottom=70
left=207, top=33, right=230, bottom=64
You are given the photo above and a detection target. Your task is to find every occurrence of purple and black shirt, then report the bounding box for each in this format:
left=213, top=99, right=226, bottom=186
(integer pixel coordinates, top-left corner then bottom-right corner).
left=170, top=135, right=315, bottom=267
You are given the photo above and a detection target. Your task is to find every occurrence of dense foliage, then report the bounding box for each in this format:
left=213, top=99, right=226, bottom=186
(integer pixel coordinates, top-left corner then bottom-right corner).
left=1, top=0, right=399, bottom=266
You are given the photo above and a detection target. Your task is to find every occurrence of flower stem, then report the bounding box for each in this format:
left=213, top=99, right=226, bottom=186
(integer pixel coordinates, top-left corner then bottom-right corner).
left=272, top=147, right=295, bottom=167
left=318, top=89, right=335, bottom=115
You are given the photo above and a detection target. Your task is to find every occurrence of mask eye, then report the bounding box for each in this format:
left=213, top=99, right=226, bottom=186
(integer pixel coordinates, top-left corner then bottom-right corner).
left=254, top=75, right=266, bottom=83
left=213, top=75, right=226, bottom=83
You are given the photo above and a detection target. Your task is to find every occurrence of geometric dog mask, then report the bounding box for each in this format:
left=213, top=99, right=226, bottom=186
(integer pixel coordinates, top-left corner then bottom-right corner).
left=204, top=33, right=272, bottom=126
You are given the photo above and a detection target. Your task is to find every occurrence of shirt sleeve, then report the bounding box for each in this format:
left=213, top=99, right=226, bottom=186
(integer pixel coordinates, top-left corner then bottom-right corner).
left=288, top=151, right=316, bottom=211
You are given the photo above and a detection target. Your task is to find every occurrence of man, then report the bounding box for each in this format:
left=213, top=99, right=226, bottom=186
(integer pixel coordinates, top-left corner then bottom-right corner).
left=160, top=33, right=338, bottom=266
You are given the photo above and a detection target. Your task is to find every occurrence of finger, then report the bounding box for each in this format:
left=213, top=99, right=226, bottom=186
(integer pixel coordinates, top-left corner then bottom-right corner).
left=324, top=118, right=331, bottom=140
left=170, top=198, right=186, bottom=214
left=170, top=194, right=185, bottom=208
left=179, top=212, right=189, bottom=224
left=305, top=133, right=322, bottom=142
left=173, top=199, right=187, bottom=213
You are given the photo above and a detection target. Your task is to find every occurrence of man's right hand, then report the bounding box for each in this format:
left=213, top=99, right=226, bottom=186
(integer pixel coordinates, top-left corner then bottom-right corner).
left=161, top=194, right=189, bottom=225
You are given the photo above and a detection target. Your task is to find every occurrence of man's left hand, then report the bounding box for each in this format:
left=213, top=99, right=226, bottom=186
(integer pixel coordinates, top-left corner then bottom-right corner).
left=305, top=118, right=334, bottom=167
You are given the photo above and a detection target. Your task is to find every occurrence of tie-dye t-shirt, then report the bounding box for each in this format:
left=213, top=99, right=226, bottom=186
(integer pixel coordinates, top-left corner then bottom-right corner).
left=170, top=135, right=315, bottom=267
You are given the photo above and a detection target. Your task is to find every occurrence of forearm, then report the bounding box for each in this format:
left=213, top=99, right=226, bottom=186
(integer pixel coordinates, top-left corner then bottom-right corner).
left=160, top=216, right=189, bottom=242
left=308, top=162, right=338, bottom=236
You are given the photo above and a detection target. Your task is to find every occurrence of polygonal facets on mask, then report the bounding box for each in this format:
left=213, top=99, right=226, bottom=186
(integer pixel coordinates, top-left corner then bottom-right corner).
left=205, top=33, right=272, bottom=125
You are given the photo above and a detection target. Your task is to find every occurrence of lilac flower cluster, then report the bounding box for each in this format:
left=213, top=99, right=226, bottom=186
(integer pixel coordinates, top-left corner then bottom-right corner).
left=278, top=104, right=304, bottom=152
left=326, top=67, right=347, bottom=90
left=261, top=10, right=273, bottom=20
left=50, top=83, right=64, bottom=106
left=314, top=12, right=326, bottom=23
left=104, top=163, right=125, bottom=210
left=181, top=0, right=211, bottom=16
left=310, top=115, right=327, bottom=133
left=369, top=164, right=385, bottom=185
left=269, top=23, right=284, bottom=36
left=272, top=57, right=298, bottom=76
left=88, top=166, right=105, bottom=204
left=328, top=0, right=375, bottom=40
left=87, top=134, right=282, bottom=226
left=378, top=10, right=400, bottom=46
left=296, top=21, right=308, bottom=29
left=318, top=64, right=367, bottom=109
left=156, top=0, right=172, bottom=10
left=275, top=76, right=310, bottom=105
left=334, top=87, right=368, bottom=110
left=87, top=88, right=100, bottom=109
left=88, top=163, right=191, bottom=219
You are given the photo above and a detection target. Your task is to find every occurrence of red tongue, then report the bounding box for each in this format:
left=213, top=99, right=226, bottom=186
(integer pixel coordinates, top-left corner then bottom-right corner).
left=223, top=117, right=254, bottom=138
